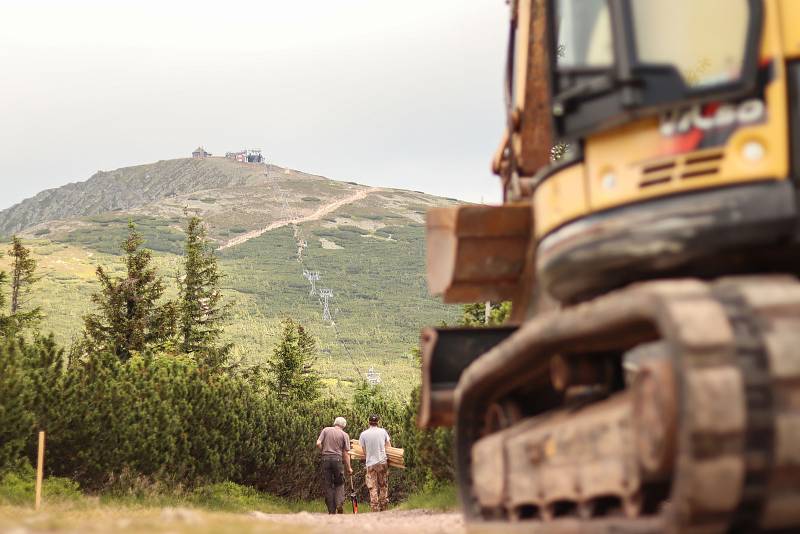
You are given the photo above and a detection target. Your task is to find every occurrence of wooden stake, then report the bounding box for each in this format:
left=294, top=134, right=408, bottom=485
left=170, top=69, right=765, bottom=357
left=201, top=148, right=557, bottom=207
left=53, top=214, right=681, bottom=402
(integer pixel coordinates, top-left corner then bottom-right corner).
left=35, top=431, right=45, bottom=511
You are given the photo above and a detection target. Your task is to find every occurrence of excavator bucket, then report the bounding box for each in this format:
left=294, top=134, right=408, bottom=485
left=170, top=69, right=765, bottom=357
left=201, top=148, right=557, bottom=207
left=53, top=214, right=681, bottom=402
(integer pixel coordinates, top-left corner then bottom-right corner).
left=425, top=205, right=531, bottom=304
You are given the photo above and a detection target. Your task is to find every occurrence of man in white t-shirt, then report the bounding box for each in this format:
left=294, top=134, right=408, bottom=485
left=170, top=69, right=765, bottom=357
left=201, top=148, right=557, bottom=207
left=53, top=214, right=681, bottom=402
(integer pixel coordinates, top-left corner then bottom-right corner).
left=358, top=414, right=391, bottom=511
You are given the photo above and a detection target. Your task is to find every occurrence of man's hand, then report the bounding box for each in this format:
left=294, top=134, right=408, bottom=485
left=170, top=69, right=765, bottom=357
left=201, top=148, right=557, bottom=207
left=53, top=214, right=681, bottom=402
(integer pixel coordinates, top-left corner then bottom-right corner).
left=344, top=449, right=353, bottom=475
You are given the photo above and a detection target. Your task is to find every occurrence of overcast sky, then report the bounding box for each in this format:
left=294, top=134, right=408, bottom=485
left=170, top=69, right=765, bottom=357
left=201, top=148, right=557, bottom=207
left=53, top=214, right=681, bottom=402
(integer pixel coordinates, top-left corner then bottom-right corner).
left=0, top=1, right=509, bottom=210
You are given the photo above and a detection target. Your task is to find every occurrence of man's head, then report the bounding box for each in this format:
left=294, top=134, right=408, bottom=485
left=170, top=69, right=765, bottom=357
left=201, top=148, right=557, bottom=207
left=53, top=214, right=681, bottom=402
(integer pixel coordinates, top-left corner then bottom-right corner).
left=368, top=414, right=379, bottom=426
left=334, top=416, right=347, bottom=429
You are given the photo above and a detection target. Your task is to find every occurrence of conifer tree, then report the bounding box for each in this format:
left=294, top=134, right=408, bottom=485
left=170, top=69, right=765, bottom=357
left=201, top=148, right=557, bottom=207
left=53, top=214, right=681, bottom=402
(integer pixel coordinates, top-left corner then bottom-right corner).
left=460, top=301, right=511, bottom=326
left=0, top=253, right=6, bottom=310
left=7, top=237, right=41, bottom=330
left=266, top=319, right=321, bottom=399
left=0, top=255, right=8, bottom=337
left=177, top=215, right=230, bottom=368
left=0, top=339, right=34, bottom=468
left=83, top=222, right=177, bottom=361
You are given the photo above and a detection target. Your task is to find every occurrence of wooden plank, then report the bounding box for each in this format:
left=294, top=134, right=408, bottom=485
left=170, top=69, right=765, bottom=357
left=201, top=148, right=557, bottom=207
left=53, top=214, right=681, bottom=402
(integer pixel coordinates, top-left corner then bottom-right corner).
left=349, top=439, right=405, bottom=469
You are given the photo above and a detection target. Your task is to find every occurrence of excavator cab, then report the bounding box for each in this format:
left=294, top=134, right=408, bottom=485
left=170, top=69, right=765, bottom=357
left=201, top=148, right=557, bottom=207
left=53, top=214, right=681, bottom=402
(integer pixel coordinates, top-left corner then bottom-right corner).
left=420, top=1, right=800, bottom=531
left=534, top=0, right=800, bottom=304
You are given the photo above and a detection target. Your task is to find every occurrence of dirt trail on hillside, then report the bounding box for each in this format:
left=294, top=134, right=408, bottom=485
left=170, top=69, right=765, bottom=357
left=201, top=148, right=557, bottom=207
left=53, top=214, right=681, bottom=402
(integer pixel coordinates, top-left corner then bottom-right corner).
left=248, top=509, right=464, bottom=533
left=218, top=187, right=382, bottom=250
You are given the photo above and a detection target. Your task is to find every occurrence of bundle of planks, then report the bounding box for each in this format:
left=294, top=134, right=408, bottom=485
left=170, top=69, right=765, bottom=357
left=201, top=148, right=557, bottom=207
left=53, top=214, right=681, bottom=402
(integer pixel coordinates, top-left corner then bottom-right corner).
left=349, top=439, right=405, bottom=469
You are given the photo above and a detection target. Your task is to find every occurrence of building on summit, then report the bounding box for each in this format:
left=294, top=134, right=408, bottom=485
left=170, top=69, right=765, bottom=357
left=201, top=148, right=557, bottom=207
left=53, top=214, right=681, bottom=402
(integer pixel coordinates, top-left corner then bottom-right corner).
left=192, top=146, right=211, bottom=158
left=225, top=149, right=264, bottom=164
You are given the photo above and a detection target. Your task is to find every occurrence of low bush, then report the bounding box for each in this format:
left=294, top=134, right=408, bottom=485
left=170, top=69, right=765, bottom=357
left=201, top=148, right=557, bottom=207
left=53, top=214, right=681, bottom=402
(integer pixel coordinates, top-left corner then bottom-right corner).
left=0, top=462, right=82, bottom=506
left=0, top=337, right=452, bottom=504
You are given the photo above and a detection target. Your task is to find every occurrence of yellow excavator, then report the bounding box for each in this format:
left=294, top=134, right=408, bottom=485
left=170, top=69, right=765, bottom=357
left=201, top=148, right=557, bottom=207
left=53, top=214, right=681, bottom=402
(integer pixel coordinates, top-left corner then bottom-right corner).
left=419, top=0, right=800, bottom=531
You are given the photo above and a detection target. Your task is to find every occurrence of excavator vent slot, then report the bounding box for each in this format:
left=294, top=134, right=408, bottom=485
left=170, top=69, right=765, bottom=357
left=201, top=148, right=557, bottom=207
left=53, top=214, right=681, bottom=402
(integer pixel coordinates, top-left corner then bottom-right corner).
left=681, top=167, right=719, bottom=179
left=642, top=161, right=676, bottom=174
left=685, top=152, right=724, bottom=165
left=640, top=176, right=672, bottom=188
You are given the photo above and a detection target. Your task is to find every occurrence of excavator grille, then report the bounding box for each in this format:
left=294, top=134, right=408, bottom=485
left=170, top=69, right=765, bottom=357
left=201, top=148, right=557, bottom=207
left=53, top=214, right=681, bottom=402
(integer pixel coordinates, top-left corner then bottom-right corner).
left=639, top=149, right=724, bottom=188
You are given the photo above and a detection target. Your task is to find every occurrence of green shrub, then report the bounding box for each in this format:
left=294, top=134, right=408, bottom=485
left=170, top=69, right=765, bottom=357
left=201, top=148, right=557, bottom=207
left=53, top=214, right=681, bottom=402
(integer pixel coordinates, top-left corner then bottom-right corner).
left=43, top=476, right=82, bottom=502
left=0, top=464, right=35, bottom=505
left=1, top=336, right=453, bottom=505
left=0, top=462, right=82, bottom=506
left=0, top=341, right=33, bottom=470
left=338, top=225, right=369, bottom=236
left=301, top=197, right=321, bottom=203
left=34, top=228, right=51, bottom=236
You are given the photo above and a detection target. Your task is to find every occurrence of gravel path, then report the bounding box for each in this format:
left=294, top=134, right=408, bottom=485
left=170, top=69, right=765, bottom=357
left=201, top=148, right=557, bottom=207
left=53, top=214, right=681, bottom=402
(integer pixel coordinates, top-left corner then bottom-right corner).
left=247, top=509, right=464, bottom=534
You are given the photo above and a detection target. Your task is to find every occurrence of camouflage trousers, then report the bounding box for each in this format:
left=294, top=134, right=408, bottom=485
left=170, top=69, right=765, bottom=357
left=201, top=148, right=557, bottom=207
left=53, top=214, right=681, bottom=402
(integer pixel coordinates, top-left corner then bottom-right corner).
left=365, top=462, right=389, bottom=511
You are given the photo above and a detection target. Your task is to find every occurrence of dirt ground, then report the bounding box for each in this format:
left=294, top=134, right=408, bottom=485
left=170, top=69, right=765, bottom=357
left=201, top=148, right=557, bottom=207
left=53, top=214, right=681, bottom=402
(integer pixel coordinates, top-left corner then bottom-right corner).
left=0, top=507, right=464, bottom=534
left=248, top=509, right=464, bottom=533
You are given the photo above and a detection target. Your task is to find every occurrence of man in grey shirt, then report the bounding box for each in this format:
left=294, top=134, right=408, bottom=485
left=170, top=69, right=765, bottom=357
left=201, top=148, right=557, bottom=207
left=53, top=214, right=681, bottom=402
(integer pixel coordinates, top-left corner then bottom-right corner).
left=316, top=416, right=352, bottom=514
left=359, top=414, right=391, bottom=511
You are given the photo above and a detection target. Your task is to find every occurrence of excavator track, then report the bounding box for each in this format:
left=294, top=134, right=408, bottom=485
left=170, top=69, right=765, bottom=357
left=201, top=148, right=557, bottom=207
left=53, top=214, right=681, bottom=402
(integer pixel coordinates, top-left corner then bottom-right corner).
left=454, top=276, right=800, bottom=533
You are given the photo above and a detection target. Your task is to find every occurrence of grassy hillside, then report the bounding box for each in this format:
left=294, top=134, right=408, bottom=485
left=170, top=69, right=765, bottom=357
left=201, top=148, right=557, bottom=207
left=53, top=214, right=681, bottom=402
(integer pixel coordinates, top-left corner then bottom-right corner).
left=0, top=158, right=461, bottom=397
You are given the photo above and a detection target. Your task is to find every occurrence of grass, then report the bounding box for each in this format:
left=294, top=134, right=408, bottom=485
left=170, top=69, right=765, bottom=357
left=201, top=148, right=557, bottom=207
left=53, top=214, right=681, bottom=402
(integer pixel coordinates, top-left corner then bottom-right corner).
left=0, top=467, right=454, bottom=533
left=0, top=471, right=410, bottom=534
left=100, top=483, right=327, bottom=514
left=0, top=468, right=339, bottom=515
left=0, top=504, right=306, bottom=533
left=396, top=484, right=458, bottom=512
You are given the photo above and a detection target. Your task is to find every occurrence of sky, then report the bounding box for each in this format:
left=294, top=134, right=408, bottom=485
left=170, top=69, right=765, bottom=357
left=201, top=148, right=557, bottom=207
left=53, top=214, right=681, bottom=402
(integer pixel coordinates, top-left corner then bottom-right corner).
left=0, top=0, right=509, bottom=210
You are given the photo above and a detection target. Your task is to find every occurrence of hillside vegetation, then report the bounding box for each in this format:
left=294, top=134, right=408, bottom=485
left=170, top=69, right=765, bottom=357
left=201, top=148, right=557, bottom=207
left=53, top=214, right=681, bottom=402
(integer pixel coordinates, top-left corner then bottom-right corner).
left=0, top=157, right=461, bottom=396
left=0, top=194, right=460, bottom=512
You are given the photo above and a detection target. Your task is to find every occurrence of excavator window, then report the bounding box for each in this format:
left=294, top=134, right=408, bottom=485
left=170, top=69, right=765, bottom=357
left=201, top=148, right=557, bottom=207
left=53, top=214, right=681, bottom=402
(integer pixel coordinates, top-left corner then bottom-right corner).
left=550, top=0, right=762, bottom=141
left=556, top=0, right=612, bottom=68
left=630, top=0, right=749, bottom=89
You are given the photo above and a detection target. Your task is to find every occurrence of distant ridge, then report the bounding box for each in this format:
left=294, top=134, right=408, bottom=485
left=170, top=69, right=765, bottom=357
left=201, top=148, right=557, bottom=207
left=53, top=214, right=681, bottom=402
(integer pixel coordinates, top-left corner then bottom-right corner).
left=0, top=158, right=321, bottom=236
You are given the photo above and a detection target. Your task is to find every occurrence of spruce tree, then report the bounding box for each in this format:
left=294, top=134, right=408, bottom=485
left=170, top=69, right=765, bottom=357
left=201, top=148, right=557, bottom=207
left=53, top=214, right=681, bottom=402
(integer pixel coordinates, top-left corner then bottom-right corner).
left=460, top=301, right=511, bottom=326
left=83, top=222, right=176, bottom=361
left=266, top=319, right=321, bottom=399
left=7, top=237, right=41, bottom=330
left=0, top=250, right=7, bottom=336
left=177, top=215, right=230, bottom=368
left=0, top=339, right=34, bottom=469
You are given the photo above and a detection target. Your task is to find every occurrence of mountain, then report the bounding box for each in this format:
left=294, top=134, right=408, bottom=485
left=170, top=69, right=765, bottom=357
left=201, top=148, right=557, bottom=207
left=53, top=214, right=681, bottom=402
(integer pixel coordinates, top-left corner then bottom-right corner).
left=0, top=157, right=462, bottom=396
left=0, top=158, right=322, bottom=236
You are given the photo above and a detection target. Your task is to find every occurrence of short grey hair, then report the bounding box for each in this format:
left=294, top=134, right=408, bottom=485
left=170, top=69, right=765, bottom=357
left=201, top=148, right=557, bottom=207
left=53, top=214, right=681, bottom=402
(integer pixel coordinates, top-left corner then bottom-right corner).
left=334, top=416, right=347, bottom=428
